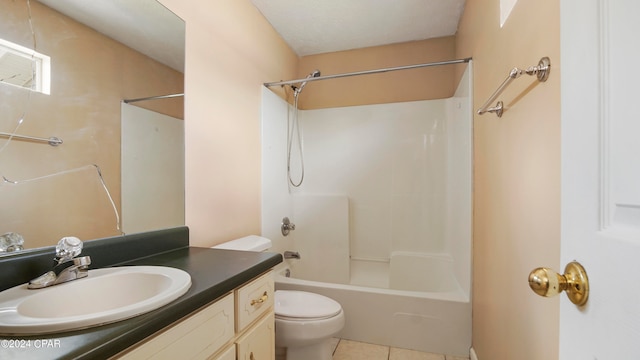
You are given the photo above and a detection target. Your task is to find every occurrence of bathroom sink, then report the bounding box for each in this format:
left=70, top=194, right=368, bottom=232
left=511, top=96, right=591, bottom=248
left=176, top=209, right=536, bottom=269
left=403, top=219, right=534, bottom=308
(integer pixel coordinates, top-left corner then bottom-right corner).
left=0, top=266, right=191, bottom=335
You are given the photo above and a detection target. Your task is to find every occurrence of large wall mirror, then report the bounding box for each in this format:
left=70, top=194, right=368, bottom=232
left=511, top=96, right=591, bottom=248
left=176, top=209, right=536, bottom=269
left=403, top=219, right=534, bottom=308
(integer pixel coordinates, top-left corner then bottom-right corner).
left=0, top=0, right=185, bottom=253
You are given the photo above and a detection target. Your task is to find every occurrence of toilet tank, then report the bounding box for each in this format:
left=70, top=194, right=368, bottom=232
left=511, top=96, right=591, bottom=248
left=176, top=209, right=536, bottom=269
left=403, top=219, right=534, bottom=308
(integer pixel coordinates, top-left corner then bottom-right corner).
left=212, top=235, right=272, bottom=252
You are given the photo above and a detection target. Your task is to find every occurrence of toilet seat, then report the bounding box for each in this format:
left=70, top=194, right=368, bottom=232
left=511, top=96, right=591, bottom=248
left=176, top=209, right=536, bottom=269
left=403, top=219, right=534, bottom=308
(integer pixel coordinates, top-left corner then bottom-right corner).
left=275, top=290, right=342, bottom=321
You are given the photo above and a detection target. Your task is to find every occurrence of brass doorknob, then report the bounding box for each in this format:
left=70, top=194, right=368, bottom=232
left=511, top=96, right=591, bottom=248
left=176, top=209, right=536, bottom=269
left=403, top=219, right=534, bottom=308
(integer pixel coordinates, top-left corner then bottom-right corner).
left=528, top=261, right=589, bottom=306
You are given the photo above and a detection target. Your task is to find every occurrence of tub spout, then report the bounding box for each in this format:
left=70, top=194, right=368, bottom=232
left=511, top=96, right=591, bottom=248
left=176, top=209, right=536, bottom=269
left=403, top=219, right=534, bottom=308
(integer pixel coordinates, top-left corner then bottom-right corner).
left=284, top=251, right=301, bottom=259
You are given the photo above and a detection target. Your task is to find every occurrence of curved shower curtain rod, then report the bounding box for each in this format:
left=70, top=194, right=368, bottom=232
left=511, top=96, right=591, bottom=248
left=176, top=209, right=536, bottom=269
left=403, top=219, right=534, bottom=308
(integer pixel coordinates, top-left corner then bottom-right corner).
left=263, top=57, right=472, bottom=87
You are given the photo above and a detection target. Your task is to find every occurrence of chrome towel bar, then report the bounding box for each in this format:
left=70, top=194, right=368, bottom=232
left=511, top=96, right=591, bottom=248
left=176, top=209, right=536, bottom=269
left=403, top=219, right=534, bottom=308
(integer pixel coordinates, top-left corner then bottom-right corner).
left=0, top=132, right=63, bottom=146
left=477, top=57, right=551, bottom=117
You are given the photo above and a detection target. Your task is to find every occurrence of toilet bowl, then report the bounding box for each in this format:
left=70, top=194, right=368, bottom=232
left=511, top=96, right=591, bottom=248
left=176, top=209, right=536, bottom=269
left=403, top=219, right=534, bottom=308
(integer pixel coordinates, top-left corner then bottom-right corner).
left=212, top=236, right=345, bottom=360
left=275, top=290, right=345, bottom=360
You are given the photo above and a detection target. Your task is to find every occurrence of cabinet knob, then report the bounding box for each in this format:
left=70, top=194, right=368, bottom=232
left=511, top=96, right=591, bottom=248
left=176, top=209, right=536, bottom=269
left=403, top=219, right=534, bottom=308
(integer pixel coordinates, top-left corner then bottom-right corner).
left=250, top=352, right=255, bottom=360
left=528, top=261, right=589, bottom=306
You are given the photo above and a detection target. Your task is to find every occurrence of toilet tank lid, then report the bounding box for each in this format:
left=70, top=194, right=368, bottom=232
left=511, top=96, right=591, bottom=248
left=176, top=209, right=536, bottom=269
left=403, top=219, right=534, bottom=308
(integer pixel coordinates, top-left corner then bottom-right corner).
left=212, top=235, right=272, bottom=252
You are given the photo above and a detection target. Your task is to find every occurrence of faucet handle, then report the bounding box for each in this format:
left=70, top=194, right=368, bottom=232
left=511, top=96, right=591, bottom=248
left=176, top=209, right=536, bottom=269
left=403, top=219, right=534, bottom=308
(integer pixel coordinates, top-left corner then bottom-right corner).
left=55, top=236, right=83, bottom=261
left=281, top=217, right=296, bottom=236
left=0, top=232, right=24, bottom=252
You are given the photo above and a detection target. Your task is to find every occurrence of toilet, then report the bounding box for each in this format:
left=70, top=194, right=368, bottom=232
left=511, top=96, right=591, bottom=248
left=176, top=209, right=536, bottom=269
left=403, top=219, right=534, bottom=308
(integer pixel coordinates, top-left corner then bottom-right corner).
left=274, top=290, right=345, bottom=360
left=213, top=236, right=345, bottom=360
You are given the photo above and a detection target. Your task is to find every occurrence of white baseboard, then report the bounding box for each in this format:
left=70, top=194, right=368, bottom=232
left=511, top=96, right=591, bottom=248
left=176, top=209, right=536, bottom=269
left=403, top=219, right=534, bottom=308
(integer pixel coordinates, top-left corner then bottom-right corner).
left=470, top=347, right=479, bottom=360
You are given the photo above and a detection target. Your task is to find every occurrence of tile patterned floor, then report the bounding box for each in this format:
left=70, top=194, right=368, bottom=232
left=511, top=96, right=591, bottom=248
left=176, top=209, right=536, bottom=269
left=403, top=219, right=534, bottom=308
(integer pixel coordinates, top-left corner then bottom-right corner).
left=330, top=339, right=469, bottom=360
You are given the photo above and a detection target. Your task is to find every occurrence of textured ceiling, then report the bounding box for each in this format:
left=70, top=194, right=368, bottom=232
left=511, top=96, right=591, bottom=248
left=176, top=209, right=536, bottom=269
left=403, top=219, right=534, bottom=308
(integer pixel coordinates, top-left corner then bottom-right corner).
left=36, top=1, right=466, bottom=69
left=38, top=0, right=185, bottom=72
left=251, top=0, right=466, bottom=56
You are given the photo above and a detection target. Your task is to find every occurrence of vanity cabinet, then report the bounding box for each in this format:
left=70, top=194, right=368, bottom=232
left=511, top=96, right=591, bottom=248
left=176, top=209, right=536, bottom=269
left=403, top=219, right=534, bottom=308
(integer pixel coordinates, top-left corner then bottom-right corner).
left=215, top=345, right=236, bottom=360
left=115, top=271, right=275, bottom=360
left=235, top=312, right=275, bottom=360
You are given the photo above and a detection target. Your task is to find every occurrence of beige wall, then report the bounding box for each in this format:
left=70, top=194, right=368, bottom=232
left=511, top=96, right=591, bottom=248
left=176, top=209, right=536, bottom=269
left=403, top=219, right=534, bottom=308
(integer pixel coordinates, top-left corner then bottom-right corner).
left=0, top=0, right=182, bottom=248
left=157, top=1, right=561, bottom=358
left=159, top=0, right=298, bottom=246
left=297, top=37, right=457, bottom=109
left=456, top=0, right=561, bottom=359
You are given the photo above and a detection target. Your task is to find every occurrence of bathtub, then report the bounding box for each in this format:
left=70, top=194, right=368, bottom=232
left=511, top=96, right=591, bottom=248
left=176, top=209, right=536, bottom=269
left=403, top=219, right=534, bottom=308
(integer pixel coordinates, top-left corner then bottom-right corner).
left=274, top=252, right=471, bottom=357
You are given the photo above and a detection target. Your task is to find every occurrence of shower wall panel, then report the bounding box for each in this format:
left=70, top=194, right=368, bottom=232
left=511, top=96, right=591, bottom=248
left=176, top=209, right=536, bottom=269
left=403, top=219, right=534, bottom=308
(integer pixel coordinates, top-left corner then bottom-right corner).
left=260, top=87, right=295, bottom=256
left=445, top=64, right=473, bottom=296
left=293, top=100, right=449, bottom=260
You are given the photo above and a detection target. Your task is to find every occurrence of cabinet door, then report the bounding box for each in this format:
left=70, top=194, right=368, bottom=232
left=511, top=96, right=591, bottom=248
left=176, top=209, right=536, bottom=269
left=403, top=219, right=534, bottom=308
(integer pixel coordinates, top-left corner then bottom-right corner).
left=210, top=344, right=235, bottom=360
left=117, top=293, right=234, bottom=360
left=236, top=313, right=275, bottom=360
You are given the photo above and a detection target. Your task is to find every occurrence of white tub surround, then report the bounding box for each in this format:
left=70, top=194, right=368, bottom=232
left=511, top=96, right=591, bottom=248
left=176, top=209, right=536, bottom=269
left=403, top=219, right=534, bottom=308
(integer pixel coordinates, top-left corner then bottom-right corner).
left=261, top=64, right=473, bottom=357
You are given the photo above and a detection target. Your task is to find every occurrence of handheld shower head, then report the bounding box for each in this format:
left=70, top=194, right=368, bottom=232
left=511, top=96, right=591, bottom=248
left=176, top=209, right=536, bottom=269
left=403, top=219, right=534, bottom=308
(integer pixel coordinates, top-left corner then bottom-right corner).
left=293, top=69, right=321, bottom=96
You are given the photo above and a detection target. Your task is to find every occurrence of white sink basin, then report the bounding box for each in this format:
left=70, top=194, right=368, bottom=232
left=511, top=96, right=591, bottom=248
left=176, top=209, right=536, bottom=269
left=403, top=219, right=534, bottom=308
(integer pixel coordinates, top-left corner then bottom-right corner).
left=0, top=266, right=191, bottom=335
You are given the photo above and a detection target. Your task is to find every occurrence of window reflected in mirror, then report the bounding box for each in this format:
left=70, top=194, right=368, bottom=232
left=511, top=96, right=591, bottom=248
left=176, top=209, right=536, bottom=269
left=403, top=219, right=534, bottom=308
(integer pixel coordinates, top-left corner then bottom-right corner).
left=0, top=38, right=50, bottom=94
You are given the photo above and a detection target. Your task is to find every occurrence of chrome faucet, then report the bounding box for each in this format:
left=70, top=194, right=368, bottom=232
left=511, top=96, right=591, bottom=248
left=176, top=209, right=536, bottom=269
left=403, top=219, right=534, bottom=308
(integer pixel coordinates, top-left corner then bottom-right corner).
left=284, top=251, right=301, bottom=259
left=28, top=237, right=91, bottom=289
